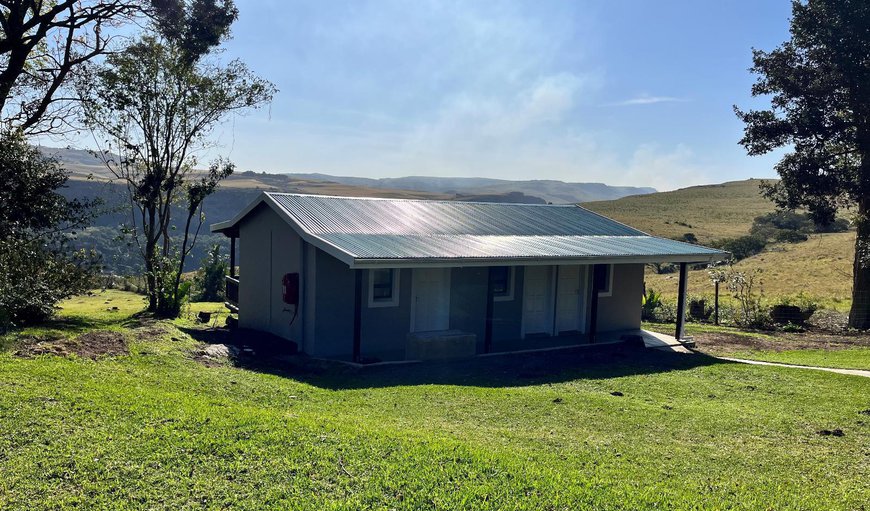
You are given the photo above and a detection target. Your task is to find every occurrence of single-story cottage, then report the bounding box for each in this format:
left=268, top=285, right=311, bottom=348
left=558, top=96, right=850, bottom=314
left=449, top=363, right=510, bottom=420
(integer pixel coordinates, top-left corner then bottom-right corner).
left=211, top=193, right=727, bottom=362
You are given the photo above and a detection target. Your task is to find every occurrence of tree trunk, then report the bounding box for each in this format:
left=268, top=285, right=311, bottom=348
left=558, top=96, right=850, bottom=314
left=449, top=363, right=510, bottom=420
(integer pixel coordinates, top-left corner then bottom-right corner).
left=849, top=197, right=870, bottom=329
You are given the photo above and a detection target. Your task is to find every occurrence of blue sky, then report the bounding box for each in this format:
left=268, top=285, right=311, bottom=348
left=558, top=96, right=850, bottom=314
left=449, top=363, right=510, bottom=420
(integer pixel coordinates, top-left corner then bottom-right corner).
left=93, top=1, right=797, bottom=191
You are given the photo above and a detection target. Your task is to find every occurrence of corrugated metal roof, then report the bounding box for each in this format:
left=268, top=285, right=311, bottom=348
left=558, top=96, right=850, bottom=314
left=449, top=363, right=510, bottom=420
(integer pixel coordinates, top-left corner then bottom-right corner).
left=268, top=193, right=645, bottom=236
left=212, top=192, right=728, bottom=266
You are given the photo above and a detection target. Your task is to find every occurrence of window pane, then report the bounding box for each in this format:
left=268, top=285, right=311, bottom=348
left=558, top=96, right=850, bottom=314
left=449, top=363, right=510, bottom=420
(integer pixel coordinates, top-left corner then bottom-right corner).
left=594, top=265, right=610, bottom=293
left=491, top=266, right=510, bottom=295
left=372, top=269, right=393, bottom=300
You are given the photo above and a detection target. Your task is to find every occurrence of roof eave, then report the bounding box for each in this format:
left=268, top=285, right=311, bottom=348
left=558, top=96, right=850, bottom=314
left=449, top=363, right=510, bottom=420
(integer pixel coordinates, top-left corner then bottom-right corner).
left=348, top=252, right=729, bottom=269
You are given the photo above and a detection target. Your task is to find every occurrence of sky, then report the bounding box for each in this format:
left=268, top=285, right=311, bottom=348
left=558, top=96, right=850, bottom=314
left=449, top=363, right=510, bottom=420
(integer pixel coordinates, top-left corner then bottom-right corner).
left=79, top=0, right=797, bottom=191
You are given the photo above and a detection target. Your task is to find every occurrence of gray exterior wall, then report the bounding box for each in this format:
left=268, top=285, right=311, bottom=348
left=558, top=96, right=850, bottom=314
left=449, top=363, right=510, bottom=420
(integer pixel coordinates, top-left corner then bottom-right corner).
left=312, top=248, right=355, bottom=359
left=360, top=268, right=412, bottom=361
left=237, top=205, right=303, bottom=345
left=597, top=263, right=644, bottom=332
left=238, top=210, right=644, bottom=360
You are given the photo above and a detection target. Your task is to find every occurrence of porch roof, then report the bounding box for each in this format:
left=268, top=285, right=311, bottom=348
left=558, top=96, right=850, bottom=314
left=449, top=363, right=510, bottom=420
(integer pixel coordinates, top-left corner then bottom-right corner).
left=211, top=193, right=729, bottom=268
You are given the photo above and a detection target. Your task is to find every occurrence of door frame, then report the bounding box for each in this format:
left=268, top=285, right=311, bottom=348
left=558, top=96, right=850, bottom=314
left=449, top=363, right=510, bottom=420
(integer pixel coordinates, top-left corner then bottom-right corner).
left=410, top=267, right=452, bottom=332
left=522, top=265, right=590, bottom=338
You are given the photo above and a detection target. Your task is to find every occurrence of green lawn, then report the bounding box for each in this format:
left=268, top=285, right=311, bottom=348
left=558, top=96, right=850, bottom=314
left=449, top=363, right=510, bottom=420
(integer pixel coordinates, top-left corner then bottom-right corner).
left=1, top=292, right=869, bottom=510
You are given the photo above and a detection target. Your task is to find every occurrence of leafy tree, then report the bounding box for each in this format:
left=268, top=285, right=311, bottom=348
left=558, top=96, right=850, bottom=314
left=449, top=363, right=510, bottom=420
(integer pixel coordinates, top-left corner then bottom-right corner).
left=736, top=0, right=870, bottom=328
left=194, top=244, right=228, bottom=302
left=0, top=132, right=100, bottom=327
left=0, top=0, right=239, bottom=134
left=79, top=34, right=274, bottom=317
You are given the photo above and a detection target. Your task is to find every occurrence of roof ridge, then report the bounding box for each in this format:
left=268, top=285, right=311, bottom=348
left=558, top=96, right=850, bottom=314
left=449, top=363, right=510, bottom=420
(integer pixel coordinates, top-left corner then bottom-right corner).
left=263, top=191, right=578, bottom=207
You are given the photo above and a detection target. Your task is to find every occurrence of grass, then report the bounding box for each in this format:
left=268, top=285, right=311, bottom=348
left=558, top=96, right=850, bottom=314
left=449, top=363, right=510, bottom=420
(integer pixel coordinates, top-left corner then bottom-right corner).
left=644, top=231, right=856, bottom=311
left=644, top=321, right=870, bottom=371
left=724, top=348, right=870, bottom=371
left=583, top=179, right=776, bottom=243
left=1, top=292, right=869, bottom=509
left=585, top=179, right=855, bottom=308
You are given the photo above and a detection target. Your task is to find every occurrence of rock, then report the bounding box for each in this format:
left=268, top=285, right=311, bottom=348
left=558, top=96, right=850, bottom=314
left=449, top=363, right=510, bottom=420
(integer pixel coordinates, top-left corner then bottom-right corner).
left=202, top=343, right=239, bottom=360
left=610, top=391, right=624, bottom=397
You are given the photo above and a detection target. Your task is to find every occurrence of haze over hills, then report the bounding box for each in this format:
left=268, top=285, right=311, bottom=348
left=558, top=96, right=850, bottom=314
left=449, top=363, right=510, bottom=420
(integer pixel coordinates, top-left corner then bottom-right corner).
left=41, top=146, right=656, bottom=204
left=41, top=145, right=661, bottom=273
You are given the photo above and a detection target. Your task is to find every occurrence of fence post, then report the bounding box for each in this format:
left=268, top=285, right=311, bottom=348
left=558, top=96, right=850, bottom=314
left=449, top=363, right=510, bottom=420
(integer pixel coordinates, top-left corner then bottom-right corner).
left=714, top=281, right=719, bottom=326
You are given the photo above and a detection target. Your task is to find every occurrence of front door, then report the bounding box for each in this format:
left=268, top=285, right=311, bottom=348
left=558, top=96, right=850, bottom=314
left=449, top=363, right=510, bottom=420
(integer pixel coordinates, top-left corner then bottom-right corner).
left=555, top=265, right=585, bottom=334
left=412, top=268, right=451, bottom=332
left=522, top=265, right=553, bottom=337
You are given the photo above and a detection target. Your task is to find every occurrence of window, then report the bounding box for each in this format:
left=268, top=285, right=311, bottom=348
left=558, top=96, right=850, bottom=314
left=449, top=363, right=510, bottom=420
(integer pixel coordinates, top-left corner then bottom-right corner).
left=491, top=266, right=515, bottom=301
left=595, top=264, right=613, bottom=297
left=368, top=268, right=400, bottom=307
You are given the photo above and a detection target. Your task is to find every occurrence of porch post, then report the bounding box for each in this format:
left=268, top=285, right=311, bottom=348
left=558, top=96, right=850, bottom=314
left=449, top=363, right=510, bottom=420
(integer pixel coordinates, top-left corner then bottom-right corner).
left=675, top=262, right=688, bottom=340
left=229, top=236, right=236, bottom=278
left=587, top=264, right=602, bottom=343
left=484, top=267, right=495, bottom=353
left=353, top=269, right=362, bottom=363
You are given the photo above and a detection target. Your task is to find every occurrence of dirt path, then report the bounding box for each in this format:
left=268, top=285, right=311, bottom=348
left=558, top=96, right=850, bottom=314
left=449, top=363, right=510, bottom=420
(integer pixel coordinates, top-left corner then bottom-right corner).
left=718, top=357, right=870, bottom=378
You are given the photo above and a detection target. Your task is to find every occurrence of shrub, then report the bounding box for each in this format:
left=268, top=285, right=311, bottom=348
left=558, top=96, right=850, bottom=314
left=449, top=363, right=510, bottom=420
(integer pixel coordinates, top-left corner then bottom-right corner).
left=642, top=288, right=663, bottom=321
left=709, top=264, right=771, bottom=329
left=774, top=230, right=809, bottom=243
left=688, top=297, right=713, bottom=321
left=711, top=235, right=767, bottom=261
left=194, top=244, right=228, bottom=302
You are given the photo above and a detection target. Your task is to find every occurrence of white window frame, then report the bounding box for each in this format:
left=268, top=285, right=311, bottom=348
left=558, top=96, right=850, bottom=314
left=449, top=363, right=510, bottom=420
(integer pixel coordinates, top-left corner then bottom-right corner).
left=493, top=266, right=515, bottom=302
left=598, top=264, right=614, bottom=298
left=368, top=268, right=400, bottom=307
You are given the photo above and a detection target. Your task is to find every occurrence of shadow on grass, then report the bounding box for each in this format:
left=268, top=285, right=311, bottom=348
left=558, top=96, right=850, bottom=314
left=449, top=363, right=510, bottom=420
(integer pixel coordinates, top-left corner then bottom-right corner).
left=179, top=326, right=733, bottom=390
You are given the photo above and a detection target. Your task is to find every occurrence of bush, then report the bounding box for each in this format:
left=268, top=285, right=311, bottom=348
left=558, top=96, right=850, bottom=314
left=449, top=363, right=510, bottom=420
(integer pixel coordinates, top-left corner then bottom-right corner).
left=688, top=297, right=713, bottom=321
left=194, top=244, right=228, bottom=302
left=642, top=288, right=663, bottom=321
left=774, top=230, right=809, bottom=243
left=711, top=235, right=767, bottom=261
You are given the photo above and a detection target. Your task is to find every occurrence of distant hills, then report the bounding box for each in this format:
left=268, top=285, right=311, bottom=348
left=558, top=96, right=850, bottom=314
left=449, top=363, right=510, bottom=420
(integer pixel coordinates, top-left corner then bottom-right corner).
left=285, top=173, right=656, bottom=204
left=41, top=146, right=656, bottom=204
left=40, top=145, right=658, bottom=273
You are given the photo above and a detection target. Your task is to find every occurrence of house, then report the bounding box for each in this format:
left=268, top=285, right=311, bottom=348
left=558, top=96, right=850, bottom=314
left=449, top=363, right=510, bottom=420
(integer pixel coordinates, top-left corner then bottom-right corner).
left=211, top=193, right=727, bottom=362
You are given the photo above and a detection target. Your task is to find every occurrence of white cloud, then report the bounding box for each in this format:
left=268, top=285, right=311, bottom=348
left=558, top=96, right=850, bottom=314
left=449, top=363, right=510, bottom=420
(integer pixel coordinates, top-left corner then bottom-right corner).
left=609, top=94, right=690, bottom=106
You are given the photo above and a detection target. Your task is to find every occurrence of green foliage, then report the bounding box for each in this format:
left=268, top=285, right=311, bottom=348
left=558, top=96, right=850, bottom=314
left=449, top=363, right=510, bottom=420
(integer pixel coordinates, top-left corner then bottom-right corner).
left=0, top=132, right=100, bottom=328
left=641, top=287, right=663, bottom=321
left=735, top=0, right=870, bottom=328
left=709, top=264, right=770, bottom=329
left=711, top=235, right=767, bottom=261
left=79, top=33, right=274, bottom=318
left=194, top=244, right=228, bottom=302
left=688, top=297, right=713, bottom=322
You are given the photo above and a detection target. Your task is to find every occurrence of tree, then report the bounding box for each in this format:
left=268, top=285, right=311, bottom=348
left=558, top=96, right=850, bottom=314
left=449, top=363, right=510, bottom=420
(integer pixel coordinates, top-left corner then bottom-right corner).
left=0, top=131, right=100, bottom=327
left=736, top=0, right=870, bottom=329
left=79, top=36, right=274, bottom=317
left=194, top=244, right=228, bottom=302
left=0, top=0, right=238, bottom=134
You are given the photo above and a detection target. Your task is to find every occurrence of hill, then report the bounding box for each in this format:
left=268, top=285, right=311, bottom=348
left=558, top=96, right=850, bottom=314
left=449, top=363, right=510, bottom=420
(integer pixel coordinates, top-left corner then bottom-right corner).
left=287, top=173, right=656, bottom=204
left=583, top=179, right=777, bottom=242
left=41, top=147, right=656, bottom=204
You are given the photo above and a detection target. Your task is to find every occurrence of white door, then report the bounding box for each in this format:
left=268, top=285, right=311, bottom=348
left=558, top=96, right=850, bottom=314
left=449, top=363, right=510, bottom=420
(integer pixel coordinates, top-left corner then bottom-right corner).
left=412, top=268, right=451, bottom=332
left=555, top=265, right=585, bottom=334
left=522, top=265, right=553, bottom=337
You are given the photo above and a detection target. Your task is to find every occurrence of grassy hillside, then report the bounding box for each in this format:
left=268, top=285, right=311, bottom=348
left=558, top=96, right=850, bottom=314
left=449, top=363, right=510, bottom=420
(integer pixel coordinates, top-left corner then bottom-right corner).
left=583, top=179, right=777, bottom=242
left=646, top=232, right=855, bottom=309
left=1, top=291, right=868, bottom=509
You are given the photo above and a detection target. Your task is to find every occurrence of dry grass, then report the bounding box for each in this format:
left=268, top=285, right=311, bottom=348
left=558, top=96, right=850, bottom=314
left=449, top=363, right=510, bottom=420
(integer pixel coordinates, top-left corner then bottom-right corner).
left=646, top=232, right=855, bottom=310
left=583, top=179, right=776, bottom=242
